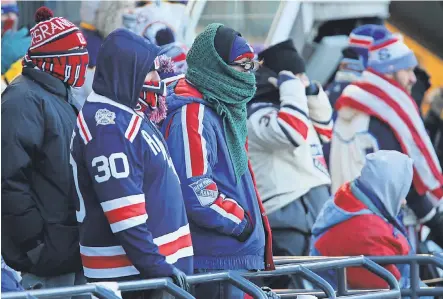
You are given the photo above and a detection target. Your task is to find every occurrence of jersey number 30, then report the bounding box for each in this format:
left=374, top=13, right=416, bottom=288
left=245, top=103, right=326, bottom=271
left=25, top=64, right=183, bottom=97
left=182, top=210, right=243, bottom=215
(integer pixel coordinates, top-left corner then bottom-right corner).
left=92, top=153, right=130, bottom=183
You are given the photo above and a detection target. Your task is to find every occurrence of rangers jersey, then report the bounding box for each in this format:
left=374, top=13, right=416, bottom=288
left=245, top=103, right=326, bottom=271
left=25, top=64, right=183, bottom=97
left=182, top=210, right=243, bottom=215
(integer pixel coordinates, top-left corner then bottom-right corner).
left=71, top=93, right=193, bottom=280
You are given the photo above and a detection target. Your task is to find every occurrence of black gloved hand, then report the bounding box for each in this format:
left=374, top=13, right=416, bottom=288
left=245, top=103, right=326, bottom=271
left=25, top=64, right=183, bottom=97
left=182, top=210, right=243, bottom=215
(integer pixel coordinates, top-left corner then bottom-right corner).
left=236, top=212, right=254, bottom=242
left=425, top=208, right=443, bottom=249
left=305, top=82, right=320, bottom=96
left=171, top=267, right=190, bottom=292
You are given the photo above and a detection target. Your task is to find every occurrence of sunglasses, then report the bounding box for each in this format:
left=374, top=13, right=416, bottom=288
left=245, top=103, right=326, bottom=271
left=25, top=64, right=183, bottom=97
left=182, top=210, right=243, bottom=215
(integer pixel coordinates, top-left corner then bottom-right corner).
left=229, top=60, right=260, bottom=72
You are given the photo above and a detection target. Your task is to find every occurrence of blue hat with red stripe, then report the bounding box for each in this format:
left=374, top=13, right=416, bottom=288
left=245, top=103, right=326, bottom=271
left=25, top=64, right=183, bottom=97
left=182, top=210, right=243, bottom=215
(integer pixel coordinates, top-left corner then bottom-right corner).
left=367, top=28, right=417, bottom=74
left=214, top=26, right=254, bottom=64
left=347, top=24, right=379, bottom=68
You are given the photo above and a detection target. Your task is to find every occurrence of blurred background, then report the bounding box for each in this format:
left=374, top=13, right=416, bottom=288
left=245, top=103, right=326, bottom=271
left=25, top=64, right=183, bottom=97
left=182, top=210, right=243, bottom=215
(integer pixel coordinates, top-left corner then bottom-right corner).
left=12, top=0, right=443, bottom=110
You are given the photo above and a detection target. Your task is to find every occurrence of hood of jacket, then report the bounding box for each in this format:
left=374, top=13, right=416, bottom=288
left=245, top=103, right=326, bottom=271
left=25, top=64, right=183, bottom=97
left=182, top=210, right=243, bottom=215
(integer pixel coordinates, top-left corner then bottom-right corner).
left=312, top=150, right=413, bottom=236
left=92, top=28, right=160, bottom=109
left=166, top=78, right=207, bottom=114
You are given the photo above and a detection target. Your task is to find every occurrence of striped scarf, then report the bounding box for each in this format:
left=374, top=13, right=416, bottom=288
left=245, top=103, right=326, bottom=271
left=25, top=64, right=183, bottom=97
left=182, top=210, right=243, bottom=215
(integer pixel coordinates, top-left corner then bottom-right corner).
left=336, top=68, right=443, bottom=202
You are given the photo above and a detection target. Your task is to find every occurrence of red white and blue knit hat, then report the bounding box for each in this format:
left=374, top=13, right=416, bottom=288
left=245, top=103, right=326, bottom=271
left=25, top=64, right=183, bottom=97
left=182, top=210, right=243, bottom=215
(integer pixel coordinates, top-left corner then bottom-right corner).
left=347, top=24, right=378, bottom=69
left=367, top=26, right=417, bottom=74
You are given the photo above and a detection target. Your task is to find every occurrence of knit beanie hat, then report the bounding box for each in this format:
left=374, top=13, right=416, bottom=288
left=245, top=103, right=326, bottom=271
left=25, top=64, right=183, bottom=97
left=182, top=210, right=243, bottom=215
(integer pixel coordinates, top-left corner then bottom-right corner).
left=158, top=41, right=188, bottom=78
left=214, top=26, right=254, bottom=63
left=347, top=24, right=378, bottom=68
left=23, top=7, right=89, bottom=87
left=258, top=39, right=305, bottom=75
left=367, top=26, right=417, bottom=74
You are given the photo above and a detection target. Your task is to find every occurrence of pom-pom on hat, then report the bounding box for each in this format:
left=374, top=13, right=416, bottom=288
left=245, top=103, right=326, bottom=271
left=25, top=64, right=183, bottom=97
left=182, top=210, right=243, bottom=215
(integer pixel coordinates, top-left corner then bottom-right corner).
left=29, top=6, right=87, bottom=53
left=347, top=24, right=377, bottom=68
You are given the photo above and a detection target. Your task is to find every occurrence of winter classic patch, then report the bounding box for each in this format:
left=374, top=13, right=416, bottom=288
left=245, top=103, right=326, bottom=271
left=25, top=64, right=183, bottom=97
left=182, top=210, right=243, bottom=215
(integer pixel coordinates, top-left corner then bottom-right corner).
left=189, top=178, right=218, bottom=206
left=95, top=109, right=116, bottom=126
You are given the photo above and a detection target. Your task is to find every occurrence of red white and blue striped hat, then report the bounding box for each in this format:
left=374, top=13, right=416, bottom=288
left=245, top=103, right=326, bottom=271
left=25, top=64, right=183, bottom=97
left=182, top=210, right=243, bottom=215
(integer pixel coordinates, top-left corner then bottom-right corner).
left=367, top=27, right=417, bottom=74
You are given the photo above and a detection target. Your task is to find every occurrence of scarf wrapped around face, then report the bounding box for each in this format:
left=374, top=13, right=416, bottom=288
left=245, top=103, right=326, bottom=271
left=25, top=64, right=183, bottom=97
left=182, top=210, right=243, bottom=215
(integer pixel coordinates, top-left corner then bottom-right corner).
left=186, top=23, right=256, bottom=180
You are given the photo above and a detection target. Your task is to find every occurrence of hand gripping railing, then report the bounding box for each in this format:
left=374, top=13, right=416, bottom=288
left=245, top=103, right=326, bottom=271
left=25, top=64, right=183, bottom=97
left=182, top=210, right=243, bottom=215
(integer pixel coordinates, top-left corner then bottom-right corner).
left=275, top=254, right=443, bottom=299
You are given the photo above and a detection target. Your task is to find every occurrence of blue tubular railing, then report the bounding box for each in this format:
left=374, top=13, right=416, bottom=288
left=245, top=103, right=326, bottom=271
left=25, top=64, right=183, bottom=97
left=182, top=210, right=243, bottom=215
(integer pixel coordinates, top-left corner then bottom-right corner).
left=1, top=272, right=268, bottom=299
left=301, top=256, right=400, bottom=299
left=2, top=283, right=123, bottom=299
left=5, top=254, right=442, bottom=299
left=274, top=254, right=443, bottom=299
left=243, top=263, right=337, bottom=298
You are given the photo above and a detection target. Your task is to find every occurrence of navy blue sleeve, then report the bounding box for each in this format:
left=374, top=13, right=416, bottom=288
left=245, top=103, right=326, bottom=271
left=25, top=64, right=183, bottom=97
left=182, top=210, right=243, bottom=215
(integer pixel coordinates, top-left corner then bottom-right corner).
left=80, top=121, right=174, bottom=278
left=368, top=117, right=434, bottom=219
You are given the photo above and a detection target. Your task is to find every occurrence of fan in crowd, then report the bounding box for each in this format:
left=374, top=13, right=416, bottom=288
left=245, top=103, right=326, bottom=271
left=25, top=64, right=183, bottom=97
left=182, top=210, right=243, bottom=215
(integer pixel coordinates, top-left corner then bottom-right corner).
left=247, top=39, right=333, bottom=289
left=160, top=23, right=275, bottom=299
left=330, top=25, right=443, bottom=248
left=2, top=7, right=89, bottom=295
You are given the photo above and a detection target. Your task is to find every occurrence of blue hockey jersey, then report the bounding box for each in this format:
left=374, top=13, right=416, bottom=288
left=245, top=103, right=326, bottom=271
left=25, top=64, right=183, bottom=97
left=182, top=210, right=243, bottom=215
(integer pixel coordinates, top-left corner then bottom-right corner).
left=70, top=29, right=193, bottom=281
left=161, top=79, right=266, bottom=270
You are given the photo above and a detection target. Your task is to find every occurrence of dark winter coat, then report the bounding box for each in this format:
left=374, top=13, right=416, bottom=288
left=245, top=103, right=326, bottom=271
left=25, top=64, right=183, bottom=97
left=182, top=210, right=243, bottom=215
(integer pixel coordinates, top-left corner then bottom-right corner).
left=1, top=67, right=82, bottom=276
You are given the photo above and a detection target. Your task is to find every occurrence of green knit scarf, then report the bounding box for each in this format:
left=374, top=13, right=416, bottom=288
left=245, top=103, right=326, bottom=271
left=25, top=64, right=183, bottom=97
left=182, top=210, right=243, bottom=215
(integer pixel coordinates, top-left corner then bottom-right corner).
left=186, top=23, right=257, bottom=181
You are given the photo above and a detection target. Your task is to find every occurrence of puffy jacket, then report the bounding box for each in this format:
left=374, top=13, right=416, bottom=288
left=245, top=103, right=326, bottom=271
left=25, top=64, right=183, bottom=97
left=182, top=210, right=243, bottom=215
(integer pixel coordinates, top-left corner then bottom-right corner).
left=247, top=74, right=332, bottom=215
left=1, top=67, right=82, bottom=276
left=161, top=78, right=272, bottom=271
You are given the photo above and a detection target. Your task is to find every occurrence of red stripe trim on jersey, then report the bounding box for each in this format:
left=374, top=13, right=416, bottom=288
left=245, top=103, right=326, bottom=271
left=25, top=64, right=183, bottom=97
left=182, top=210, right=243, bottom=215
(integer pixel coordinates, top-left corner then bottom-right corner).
left=127, top=116, right=141, bottom=141
left=158, top=233, right=192, bottom=257
left=78, top=112, right=91, bottom=142
left=81, top=254, right=133, bottom=269
left=213, top=197, right=245, bottom=221
left=104, top=202, right=146, bottom=224
left=278, top=111, right=309, bottom=139
left=186, top=103, right=205, bottom=177
left=314, top=126, right=333, bottom=139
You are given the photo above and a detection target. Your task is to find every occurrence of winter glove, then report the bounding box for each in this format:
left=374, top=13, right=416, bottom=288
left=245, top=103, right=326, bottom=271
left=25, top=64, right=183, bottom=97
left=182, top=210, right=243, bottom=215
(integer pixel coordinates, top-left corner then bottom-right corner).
left=171, top=266, right=190, bottom=292
left=236, top=211, right=254, bottom=242
left=306, top=81, right=333, bottom=124
left=1, top=27, right=31, bottom=75
left=268, top=71, right=309, bottom=112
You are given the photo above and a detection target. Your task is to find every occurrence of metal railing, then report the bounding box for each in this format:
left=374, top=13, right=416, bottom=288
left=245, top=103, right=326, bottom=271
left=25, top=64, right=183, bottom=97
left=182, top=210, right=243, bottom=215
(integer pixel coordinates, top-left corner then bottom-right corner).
left=4, top=254, right=442, bottom=299
left=274, top=254, right=443, bottom=299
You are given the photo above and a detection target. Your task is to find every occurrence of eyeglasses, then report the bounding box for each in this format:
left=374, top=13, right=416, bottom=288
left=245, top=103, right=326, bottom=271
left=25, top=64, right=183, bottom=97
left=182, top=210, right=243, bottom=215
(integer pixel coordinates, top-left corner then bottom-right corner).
left=229, top=60, right=260, bottom=72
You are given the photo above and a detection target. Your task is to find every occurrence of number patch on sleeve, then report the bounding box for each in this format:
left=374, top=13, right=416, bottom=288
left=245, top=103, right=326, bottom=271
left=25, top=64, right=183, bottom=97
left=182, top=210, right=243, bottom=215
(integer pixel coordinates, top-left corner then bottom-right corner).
left=92, top=153, right=130, bottom=183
